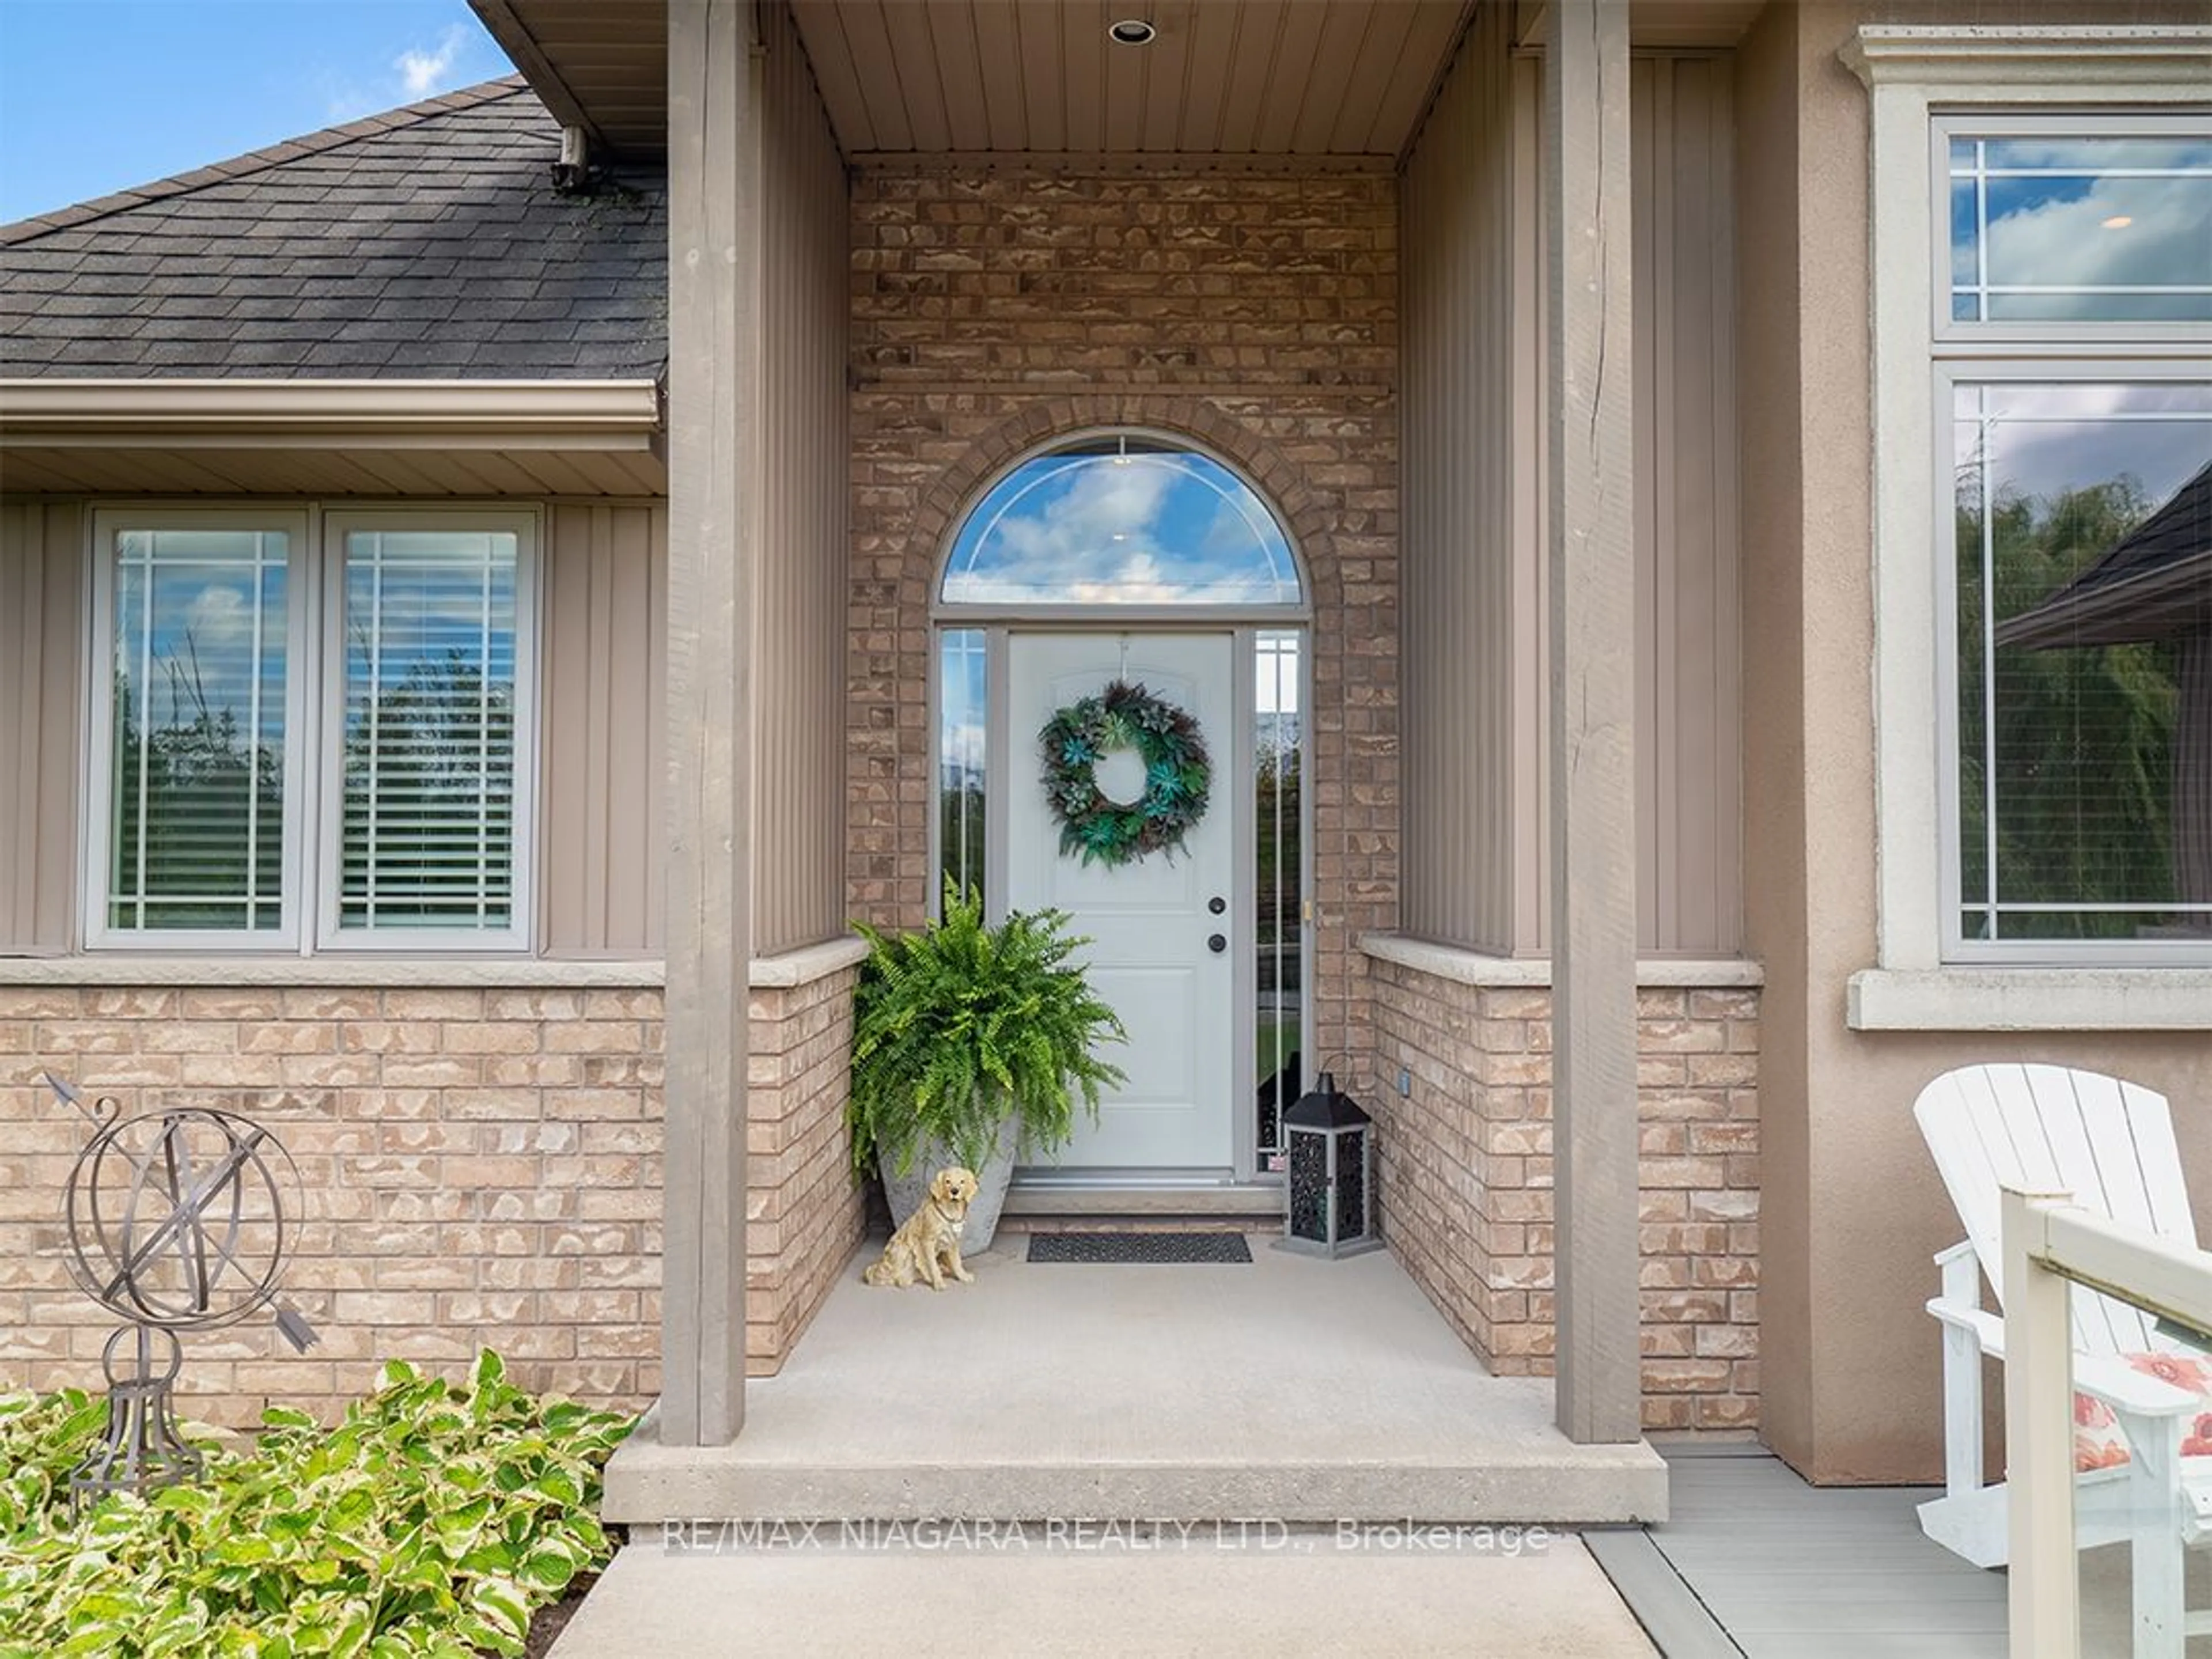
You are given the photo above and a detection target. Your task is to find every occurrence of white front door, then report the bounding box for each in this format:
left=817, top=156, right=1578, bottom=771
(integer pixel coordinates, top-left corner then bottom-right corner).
left=1006, top=632, right=1237, bottom=1172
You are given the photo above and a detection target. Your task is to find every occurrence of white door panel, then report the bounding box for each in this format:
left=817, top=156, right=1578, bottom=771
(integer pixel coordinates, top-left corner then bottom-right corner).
left=1007, top=633, right=1236, bottom=1171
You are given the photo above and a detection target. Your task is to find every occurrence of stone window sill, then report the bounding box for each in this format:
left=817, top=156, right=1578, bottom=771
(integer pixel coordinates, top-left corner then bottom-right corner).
left=1847, top=968, right=2212, bottom=1032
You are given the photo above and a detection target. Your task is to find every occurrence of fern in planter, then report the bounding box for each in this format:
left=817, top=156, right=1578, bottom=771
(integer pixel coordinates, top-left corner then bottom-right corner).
left=850, top=881, right=1128, bottom=1179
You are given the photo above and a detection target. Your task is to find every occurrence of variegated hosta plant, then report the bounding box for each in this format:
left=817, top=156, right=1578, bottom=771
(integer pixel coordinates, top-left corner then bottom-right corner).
left=0, top=1350, right=632, bottom=1659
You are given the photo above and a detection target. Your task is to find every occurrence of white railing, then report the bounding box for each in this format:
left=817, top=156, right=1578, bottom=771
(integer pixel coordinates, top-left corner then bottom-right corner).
left=2003, top=1185, right=2212, bottom=1659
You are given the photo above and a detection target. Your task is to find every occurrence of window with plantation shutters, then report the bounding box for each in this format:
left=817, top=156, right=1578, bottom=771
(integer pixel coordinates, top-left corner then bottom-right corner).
left=333, top=528, right=524, bottom=942
left=86, top=509, right=537, bottom=953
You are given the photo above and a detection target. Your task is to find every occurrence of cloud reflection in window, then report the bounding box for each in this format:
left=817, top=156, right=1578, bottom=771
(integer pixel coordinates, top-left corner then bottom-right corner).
left=942, top=445, right=1302, bottom=607
left=1949, top=133, right=2212, bottom=324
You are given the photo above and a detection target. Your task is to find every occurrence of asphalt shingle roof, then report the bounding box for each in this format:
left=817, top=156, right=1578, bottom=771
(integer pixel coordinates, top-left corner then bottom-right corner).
left=0, top=78, right=668, bottom=380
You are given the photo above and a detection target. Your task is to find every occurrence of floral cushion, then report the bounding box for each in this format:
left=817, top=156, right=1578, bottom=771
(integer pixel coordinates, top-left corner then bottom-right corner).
left=2073, top=1353, right=2212, bottom=1472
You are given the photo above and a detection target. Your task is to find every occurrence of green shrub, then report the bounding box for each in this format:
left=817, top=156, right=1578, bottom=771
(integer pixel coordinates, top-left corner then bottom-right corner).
left=0, top=1351, right=632, bottom=1659
left=849, top=881, right=1127, bottom=1178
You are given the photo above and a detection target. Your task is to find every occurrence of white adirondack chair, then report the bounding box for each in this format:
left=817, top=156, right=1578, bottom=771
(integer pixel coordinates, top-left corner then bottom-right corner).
left=1916, top=1063, right=2212, bottom=1653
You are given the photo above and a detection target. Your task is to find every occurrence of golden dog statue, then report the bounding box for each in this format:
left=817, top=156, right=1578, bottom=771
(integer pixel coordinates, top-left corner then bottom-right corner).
left=862, top=1166, right=980, bottom=1290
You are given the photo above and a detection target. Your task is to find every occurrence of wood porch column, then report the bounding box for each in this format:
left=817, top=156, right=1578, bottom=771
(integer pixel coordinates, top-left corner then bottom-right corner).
left=1544, top=0, right=1641, bottom=1446
left=662, top=0, right=757, bottom=1447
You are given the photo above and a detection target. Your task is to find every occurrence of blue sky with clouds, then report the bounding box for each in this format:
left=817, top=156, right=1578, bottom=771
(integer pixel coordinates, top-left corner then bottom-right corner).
left=0, top=1, right=515, bottom=225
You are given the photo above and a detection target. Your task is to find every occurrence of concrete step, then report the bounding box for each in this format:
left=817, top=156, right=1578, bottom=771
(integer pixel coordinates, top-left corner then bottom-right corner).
left=547, top=1534, right=1662, bottom=1659
left=601, top=1247, right=1667, bottom=1527
left=999, top=1180, right=1285, bottom=1225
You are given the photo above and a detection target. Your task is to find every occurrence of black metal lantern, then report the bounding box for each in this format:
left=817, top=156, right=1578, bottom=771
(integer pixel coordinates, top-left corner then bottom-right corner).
left=1279, top=1071, right=1380, bottom=1257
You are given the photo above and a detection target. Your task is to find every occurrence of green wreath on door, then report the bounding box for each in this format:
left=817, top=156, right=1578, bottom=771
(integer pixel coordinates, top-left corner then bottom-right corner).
left=1039, top=679, right=1211, bottom=868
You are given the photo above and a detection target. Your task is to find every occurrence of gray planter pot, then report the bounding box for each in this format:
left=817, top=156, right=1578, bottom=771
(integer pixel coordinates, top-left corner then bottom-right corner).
left=880, top=1114, right=1020, bottom=1255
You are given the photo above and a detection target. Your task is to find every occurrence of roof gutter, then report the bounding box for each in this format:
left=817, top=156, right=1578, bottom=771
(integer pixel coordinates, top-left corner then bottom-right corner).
left=0, top=378, right=664, bottom=450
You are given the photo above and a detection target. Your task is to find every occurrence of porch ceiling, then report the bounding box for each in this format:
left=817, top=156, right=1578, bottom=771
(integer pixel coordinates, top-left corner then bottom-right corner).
left=790, top=0, right=1476, bottom=158
left=476, top=0, right=1767, bottom=164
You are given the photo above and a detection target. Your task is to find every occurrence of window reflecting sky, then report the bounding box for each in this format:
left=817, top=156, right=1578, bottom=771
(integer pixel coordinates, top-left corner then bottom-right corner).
left=942, top=449, right=1302, bottom=607
left=114, top=531, right=289, bottom=740
left=1949, top=134, right=2212, bottom=323
left=1954, top=382, right=2211, bottom=510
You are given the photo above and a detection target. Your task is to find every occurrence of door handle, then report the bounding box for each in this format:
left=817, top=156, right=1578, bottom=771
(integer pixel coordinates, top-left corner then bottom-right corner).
left=1207, top=934, right=1228, bottom=954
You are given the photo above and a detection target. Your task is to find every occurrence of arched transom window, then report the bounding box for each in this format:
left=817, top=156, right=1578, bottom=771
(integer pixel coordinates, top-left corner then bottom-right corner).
left=939, top=434, right=1304, bottom=609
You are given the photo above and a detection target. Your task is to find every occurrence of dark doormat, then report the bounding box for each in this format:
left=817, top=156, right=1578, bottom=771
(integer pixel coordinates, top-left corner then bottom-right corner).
left=1026, top=1232, right=1255, bottom=1264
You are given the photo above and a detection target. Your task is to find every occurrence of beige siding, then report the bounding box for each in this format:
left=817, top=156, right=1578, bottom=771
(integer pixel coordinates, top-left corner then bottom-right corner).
left=1633, top=54, right=1741, bottom=956
left=1399, top=5, right=1533, bottom=955
left=751, top=0, right=851, bottom=957
left=0, top=499, right=82, bottom=955
left=541, top=503, right=667, bottom=955
left=1400, top=43, right=1741, bottom=957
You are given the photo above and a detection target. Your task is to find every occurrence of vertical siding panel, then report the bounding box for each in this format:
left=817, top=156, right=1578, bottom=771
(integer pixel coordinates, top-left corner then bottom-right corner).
left=1657, top=58, right=1684, bottom=951
left=1389, top=3, right=1552, bottom=956
left=582, top=509, right=616, bottom=941
left=1671, top=58, right=1720, bottom=953
left=1638, top=55, right=1741, bottom=956
left=1706, top=58, right=1743, bottom=953
left=1404, top=44, right=1740, bottom=958
left=1, top=501, right=36, bottom=950
left=541, top=505, right=591, bottom=950
left=1, top=500, right=82, bottom=955
left=749, top=0, right=850, bottom=956
left=1514, top=50, right=1550, bottom=955
left=644, top=505, right=669, bottom=950
left=541, top=502, right=666, bottom=957
left=604, top=506, right=660, bottom=952
left=1634, top=56, right=1662, bottom=953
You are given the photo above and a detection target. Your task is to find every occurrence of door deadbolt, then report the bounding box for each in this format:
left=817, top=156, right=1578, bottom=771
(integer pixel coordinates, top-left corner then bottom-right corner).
left=1208, top=896, right=1226, bottom=915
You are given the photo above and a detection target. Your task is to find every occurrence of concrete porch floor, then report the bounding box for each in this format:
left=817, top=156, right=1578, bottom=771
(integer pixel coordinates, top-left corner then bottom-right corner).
left=601, top=1241, right=1667, bottom=1525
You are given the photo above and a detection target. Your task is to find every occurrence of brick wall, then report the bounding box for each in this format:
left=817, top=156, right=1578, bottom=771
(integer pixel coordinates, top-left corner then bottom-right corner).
left=0, top=974, right=864, bottom=1425
left=846, top=164, right=1399, bottom=1069
left=1367, top=957, right=1762, bottom=1432
left=745, top=961, right=867, bottom=1374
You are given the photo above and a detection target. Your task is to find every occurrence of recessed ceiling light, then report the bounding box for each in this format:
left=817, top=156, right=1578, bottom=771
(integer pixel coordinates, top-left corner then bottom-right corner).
left=2101, top=214, right=2134, bottom=229
left=1108, top=18, right=1157, bottom=46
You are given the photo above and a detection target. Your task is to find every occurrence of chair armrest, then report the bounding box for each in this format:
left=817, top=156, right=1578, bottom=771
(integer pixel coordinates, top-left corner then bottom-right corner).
left=2074, top=1355, right=2203, bottom=1420
left=1927, top=1298, right=2205, bottom=1419
left=1936, top=1239, right=1978, bottom=1268
left=1927, top=1297, right=2005, bottom=1358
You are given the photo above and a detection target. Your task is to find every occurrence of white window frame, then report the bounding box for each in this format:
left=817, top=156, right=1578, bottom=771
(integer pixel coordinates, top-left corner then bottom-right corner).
left=317, top=510, right=540, bottom=954
left=84, top=507, right=314, bottom=952
left=82, top=503, right=541, bottom=955
left=1934, top=360, right=2212, bottom=966
left=1844, top=26, right=2212, bottom=1016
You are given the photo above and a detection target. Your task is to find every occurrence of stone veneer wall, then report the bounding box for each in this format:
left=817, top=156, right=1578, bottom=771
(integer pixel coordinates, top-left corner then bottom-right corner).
left=1365, top=949, right=1762, bottom=1433
left=0, top=962, right=864, bottom=1425
left=846, top=164, right=1399, bottom=1071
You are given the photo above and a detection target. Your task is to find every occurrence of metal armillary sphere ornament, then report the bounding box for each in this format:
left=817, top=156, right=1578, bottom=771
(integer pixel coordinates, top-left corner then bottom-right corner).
left=41, top=1071, right=317, bottom=1510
